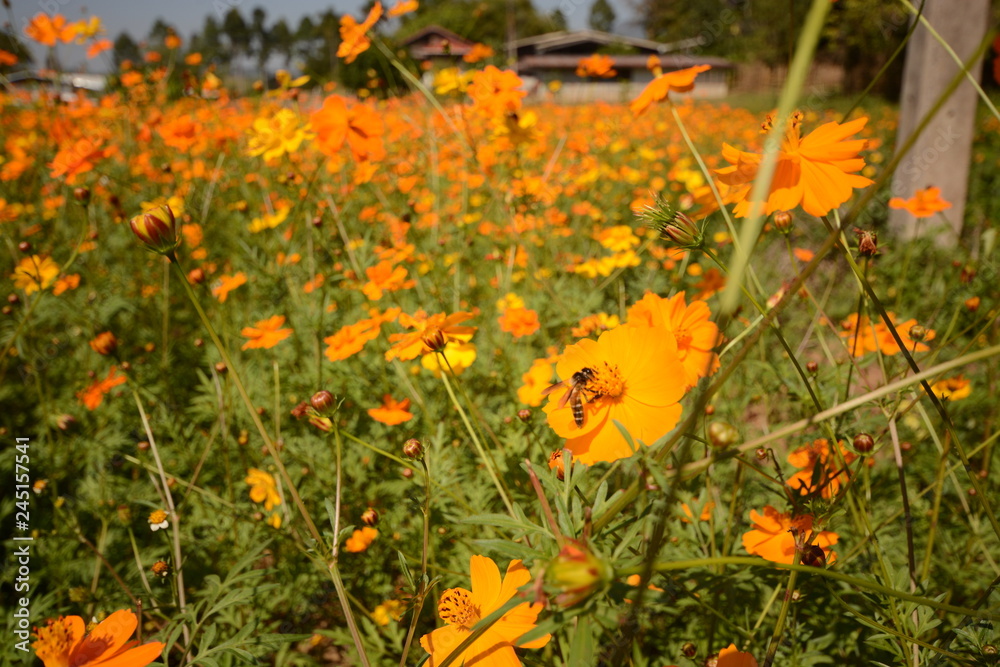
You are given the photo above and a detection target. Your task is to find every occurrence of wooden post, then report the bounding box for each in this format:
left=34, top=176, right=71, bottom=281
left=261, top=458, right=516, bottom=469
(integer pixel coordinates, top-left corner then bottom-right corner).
left=889, top=0, right=990, bottom=245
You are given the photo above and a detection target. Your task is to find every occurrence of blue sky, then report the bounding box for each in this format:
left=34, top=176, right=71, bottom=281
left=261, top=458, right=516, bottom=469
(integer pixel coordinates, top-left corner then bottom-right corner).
left=8, top=0, right=638, bottom=71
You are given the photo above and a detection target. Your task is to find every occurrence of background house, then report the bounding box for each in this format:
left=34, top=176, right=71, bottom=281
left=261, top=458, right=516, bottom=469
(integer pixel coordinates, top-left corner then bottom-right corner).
left=512, top=30, right=733, bottom=103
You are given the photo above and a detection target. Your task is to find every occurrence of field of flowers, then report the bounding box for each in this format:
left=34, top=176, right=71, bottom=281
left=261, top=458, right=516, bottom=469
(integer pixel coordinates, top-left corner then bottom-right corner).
left=4, top=6, right=1000, bottom=667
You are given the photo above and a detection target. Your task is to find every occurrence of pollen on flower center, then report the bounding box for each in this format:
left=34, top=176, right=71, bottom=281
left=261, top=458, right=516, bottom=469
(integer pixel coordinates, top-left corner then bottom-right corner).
left=438, top=588, right=478, bottom=627
left=33, top=617, right=74, bottom=664
left=590, top=361, right=625, bottom=398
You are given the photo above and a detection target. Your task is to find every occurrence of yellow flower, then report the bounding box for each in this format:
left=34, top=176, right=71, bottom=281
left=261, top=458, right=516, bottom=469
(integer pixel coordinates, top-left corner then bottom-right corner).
left=12, top=255, right=59, bottom=294
left=518, top=357, right=556, bottom=407
left=246, top=109, right=313, bottom=161
left=421, top=555, right=550, bottom=666
left=245, top=468, right=281, bottom=510
left=433, top=67, right=474, bottom=96
left=421, top=341, right=477, bottom=377
left=372, top=600, right=404, bottom=626
left=930, top=375, right=972, bottom=401
left=248, top=206, right=291, bottom=233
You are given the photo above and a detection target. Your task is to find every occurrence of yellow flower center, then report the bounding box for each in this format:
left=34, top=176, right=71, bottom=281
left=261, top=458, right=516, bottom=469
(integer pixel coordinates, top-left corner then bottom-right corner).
left=149, top=509, right=167, bottom=524
left=438, top=587, right=478, bottom=627
left=590, top=361, right=625, bottom=399
left=33, top=618, right=74, bottom=667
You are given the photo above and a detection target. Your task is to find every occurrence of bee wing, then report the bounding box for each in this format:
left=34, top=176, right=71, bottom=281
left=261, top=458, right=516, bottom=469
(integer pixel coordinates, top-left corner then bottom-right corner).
left=541, top=380, right=574, bottom=409
left=540, top=379, right=566, bottom=396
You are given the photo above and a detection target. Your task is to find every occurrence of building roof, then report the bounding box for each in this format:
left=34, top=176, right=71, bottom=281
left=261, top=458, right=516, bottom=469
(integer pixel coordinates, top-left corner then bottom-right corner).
left=400, top=25, right=476, bottom=58
left=518, top=53, right=734, bottom=72
left=512, top=29, right=705, bottom=56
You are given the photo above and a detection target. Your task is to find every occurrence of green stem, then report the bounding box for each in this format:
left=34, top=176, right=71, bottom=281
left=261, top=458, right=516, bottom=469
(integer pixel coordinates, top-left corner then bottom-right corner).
left=762, top=568, right=797, bottom=667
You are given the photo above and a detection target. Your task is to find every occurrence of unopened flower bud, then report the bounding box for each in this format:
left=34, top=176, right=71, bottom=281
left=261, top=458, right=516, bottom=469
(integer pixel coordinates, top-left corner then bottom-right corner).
left=214, top=362, right=227, bottom=374
left=965, top=296, right=980, bottom=312
left=311, top=215, right=323, bottom=228
left=546, top=540, right=613, bottom=607
left=56, top=414, right=77, bottom=431
left=403, top=438, right=423, bottom=460
left=908, top=325, right=927, bottom=342
left=74, top=187, right=91, bottom=204
left=681, top=642, right=697, bottom=658
left=773, top=210, right=793, bottom=231
left=806, top=360, right=819, bottom=374
left=7, top=293, right=19, bottom=305
left=237, top=429, right=249, bottom=446
left=983, top=644, right=997, bottom=656
left=361, top=508, right=379, bottom=526
left=18, top=241, right=31, bottom=253
left=401, top=467, right=414, bottom=479
left=130, top=205, right=180, bottom=257
left=707, top=422, right=739, bottom=449
left=137, top=440, right=150, bottom=451
left=311, top=390, right=336, bottom=413
left=755, top=447, right=768, bottom=461
left=517, top=408, right=532, bottom=423
left=853, top=433, right=874, bottom=454
left=421, top=328, right=447, bottom=352
left=187, top=267, right=205, bottom=284
left=704, top=405, right=715, bottom=416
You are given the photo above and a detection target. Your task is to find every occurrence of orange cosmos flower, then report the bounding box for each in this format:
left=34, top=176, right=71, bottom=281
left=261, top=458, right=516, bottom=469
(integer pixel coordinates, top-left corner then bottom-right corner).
left=345, top=526, right=379, bottom=552
left=89, top=331, right=118, bottom=356
left=420, top=555, right=550, bottom=667
left=77, top=366, right=127, bottom=410
left=387, top=0, right=418, bottom=17
left=838, top=313, right=934, bottom=357
left=718, top=644, right=759, bottom=667
left=518, top=357, right=557, bottom=406
left=368, top=394, right=414, bottom=425
left=25, top=13, right=77, bottom=47
left=49, top=137, right=110, bottom=184
left=385, top=311, right=476, bottom=361
left=86, top=39, right=112, bottom=58
left=53, top=274, right=81, bottom=296
left=468, top=66, right=525, bottom=116
left=786, top=438, right=857, bottom=499
left=715, top=111, right=872, bottom=218
left=499, top=306, right=540, bottom=338
left=0, top=49, right=17, bottom=66
left=888, top=186, right=952, bottom=218
left=742, top=505, right=838, bottom=565
left=626, top=292, right=721, bottom=389
left=241, top=315, right=293, bottom=350
left=576, top=54, right=617, bottom=78
left=337, top=2, right=383, bottom=64
left=463, top=43, right=495, bottom=64
left=33, top=609, right=164, bottom=667
left=362, top=260, right=414, bottom=300
left=311, top=94, right=386, bottom=162
left=544, top=325, right=686, bottom=465
left=629, top=64, right=711, bottom=115
left=211, top=272, right=247, bottom=302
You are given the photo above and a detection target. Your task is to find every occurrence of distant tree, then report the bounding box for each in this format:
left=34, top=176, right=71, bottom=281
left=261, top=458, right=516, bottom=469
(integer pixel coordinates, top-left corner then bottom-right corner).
left=250, top=6, right=271, bottom=75
left=550, top=9, right=568, bottom=31
left=222, top=8, right=251, bottom=61
left=400, top=0, right=562, bottom=49
left=148, top=18, right=175, bottom=45
left=824, top=0, right=909, bottom=96
left=301, top=10, right=340, bottom=81
left=112, top=32, right=142, bottom=69
left=0, top=32, right=33, bottom=71
left=588, top=0, right=616, bottom=33
left=270, top=19, right=295, bottom=69
left=190, top=15, right=226, bottom=65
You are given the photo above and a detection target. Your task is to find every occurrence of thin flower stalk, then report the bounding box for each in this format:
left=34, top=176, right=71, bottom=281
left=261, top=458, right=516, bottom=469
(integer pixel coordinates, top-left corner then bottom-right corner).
left=437, top=352, right=516, bottom=517
left=398, top=456, right=434, bottom=667
left=130, top=384, right=189, bottom=648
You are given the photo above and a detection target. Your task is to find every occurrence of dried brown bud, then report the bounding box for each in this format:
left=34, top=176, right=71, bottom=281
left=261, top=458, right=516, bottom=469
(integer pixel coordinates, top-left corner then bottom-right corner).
left=403, top=438, right=423, bottom=460
left=853, top=433, right=874, bottom=454
left=806, top=361, right=819, bottom=374
left=151, top=560, right=171, bottom=578
left=800, top=544, right=827, bottom=567
left=853, top=227, right=878, bottom=257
